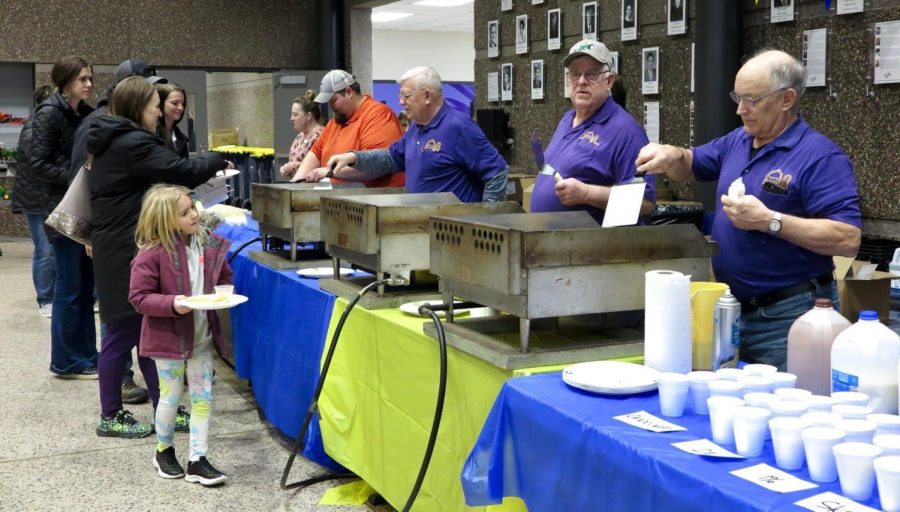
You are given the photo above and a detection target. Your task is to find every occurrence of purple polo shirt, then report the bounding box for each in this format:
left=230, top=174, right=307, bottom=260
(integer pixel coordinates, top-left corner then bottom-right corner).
left=531, top=98, right=655, bottom=223
left=692, top=115, right=862, bottom=300
left=388, top=106, right=507, bottom=203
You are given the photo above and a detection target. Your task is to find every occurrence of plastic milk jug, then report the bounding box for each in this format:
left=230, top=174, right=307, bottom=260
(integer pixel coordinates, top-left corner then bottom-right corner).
left=831, top=310, right=900, bottom=414
left=788, top=299, right=851, bottom=395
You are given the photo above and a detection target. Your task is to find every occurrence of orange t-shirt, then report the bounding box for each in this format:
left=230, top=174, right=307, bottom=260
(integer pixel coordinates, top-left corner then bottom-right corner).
left=312, top=95, right=405, bottom=188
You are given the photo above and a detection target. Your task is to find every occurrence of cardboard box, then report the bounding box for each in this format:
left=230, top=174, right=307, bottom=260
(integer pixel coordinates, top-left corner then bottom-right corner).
left=523, top=183, right=535, bottom=212
left=505, top=173, right=535, bottom=206
left=834, top=257, right=895, bottom=325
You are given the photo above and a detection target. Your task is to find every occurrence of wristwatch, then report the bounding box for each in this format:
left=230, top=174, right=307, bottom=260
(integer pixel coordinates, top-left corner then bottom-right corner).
left=768, top=212, right=783, bottom=235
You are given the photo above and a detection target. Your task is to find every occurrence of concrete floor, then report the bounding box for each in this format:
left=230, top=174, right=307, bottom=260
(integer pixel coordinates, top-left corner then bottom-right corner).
left=0, top=241, right=365, bottom=511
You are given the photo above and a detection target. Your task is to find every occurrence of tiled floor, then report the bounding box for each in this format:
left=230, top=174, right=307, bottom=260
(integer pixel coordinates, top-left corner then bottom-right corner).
left=0, top=242, right=364, bottom=511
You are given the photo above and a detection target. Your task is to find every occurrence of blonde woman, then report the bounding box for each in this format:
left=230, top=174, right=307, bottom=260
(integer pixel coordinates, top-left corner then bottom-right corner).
left=279, top=90, right=324, bottom=178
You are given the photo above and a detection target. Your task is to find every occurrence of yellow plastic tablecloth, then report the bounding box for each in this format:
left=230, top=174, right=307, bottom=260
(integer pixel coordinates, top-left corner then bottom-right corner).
left=316, top=298, right=641, bottom=511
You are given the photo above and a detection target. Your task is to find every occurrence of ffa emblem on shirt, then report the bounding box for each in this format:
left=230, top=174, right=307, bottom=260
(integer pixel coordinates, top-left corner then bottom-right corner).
left=762, top=169, right=792, bottom=194
left=579, top=131, right=600, bottom=145
left=423, top=139, right=442, bottom=153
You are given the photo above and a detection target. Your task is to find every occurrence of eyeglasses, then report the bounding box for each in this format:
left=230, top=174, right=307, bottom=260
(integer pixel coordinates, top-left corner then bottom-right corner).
left=567, top=68, right=610, bottom=83
left=729, top=87, right=787, bottom=107
left=398, top=89, right=427, bottom=101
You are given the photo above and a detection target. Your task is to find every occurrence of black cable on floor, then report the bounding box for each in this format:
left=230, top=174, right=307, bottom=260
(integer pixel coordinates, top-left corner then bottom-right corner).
left=280, top=278, right=392, bottom=491
left=401, top=305, right=449, bottom=512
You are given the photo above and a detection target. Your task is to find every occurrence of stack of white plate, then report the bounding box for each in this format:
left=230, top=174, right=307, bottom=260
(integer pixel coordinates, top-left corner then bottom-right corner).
left=562, top=361, right=660, bottom=395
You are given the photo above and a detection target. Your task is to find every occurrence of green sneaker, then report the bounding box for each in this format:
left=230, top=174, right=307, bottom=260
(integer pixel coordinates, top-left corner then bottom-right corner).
left=175, top=406, right=190, bottom=433
left=97, top=409, right=153, bottom=439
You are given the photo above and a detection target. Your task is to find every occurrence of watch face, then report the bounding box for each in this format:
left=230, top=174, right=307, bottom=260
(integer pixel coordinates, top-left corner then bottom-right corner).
left=769, top=219, right=781, bottom=232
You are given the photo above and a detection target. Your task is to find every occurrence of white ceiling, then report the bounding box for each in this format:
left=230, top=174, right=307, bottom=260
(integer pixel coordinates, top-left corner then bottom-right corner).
left=372, top=0, right=474, bottom=33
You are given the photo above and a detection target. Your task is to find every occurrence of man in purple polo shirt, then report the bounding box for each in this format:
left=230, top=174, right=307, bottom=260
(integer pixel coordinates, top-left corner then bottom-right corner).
left=531, top=39, right=656, bottom=224
left=636, top=50, right=861, bottom=370
left=318, top=66, right=508, bottom=203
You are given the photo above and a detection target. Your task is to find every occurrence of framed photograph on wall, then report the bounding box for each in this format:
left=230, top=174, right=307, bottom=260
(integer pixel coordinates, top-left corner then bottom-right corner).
left=608, top=51, right=619, bottom=74
left=488, top=20, right=499, bottom=58
left=487, top=72, right=499, bottom=102
left=548, top=9, right=561, bottom=51
left=771, top=0, right=794, bottom=24
left=501, top=0, right=513, bottom=12
left=531, top=60, right=544, bottom=100
left=622, top=0, right=637, bottom=41
left=642, top=47, right=659, bottom=95
left=501, top=63, right=514, bottom=101
left=836, top=0, right=864, bottom=14
left=582, top=2, right=598, bottom=41
left=667, top=0, right=686, bottom=36
left=516, top=15, right=529, bottom=55
left=532, top=0, right=544, bottom=5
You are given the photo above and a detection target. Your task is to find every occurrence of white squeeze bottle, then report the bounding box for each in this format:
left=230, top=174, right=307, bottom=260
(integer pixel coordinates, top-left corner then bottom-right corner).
left=787, top=298, right=851, bottom=395
left=831, top=310, right=900, bottom=414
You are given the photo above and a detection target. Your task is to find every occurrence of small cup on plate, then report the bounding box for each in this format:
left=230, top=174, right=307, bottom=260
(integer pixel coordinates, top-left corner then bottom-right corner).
left=214, top=285, right=234, bottom=296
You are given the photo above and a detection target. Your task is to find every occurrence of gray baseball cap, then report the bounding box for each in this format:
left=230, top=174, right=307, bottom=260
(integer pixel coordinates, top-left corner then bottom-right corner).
left=563, top=40, right=613, bottom=68
left=114, top=58, right=167, bottom=85
left=314, top=70, right=357, bottom=103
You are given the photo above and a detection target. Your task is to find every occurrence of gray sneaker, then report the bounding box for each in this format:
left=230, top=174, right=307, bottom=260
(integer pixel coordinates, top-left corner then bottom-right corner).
left=39, top=303, right=52, bottom=318
left=122, top=381, right=150, bottom=405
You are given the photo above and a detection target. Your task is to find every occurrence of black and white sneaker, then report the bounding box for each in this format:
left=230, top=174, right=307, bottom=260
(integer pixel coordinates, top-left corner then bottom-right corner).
left=185, top=457, right=227, bottom=486
left=153, top=447, right=184, bottom=479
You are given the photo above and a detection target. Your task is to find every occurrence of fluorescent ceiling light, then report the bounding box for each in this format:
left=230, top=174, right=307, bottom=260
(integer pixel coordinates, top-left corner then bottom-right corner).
left=414, top=0, right=474, bottom=6
left=371, top=11, right=413, bottom=23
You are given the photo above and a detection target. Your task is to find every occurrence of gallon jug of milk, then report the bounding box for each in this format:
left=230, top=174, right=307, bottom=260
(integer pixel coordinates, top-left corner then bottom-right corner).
left=787, top=298, right=851, bottom=395
left=831, top=310, right=900, bottom=414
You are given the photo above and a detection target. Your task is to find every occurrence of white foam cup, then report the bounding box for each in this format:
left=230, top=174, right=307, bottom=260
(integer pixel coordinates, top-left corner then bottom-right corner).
left=715, top=368, right=744, bottom=381
left=657, top=372, right=690, bottom=417
left=768, top=372, right=798, bottom=390
left=214, top=284, right=234, bottom=296
left=732, top=406, right=772, bottom=457
left=801, top=427, right=846, bottom=482
left=708, top=379, right=745, bottom=399
left=874, top=434, right=900, bottom=456
left=835, top=419, right=877, bottom=444
left=867, top=413, right=900, bottom=437
left=769, top=417, right=808, bottom=470
left=832, top=442, right=882, bottom=501
left=807, top=395, right=838, bottom=412
left=831, top=391, right=870, bottom=407
left=743, top=363, right=778, bottom=376
left=744, top=392, right=778, bottom=439
left=738, top=374, right=773, bottom=394
left=801, top=411, right=841, bottom=428
left=770, top=399, right=809, bottom=419
left=832, top=404, right=874, bottom=420
left=688, top=371, right=718, bottom=415
left=707, top=396, right=745, bottom=445
left=874, top=455, right=900, bottom=512
left=773, top=387, right=811, bottom=401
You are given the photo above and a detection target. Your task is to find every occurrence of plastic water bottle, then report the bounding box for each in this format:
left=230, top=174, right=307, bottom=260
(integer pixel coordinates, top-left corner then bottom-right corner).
left=890, top=248, right=900, bottom=299
left=831, top=310, right=900, bottom=414
left=787, top=299, right=851, bottom=395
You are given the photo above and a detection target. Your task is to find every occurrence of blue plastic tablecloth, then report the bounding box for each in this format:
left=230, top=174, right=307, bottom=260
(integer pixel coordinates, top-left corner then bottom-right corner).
left=461, top=373, right=884, bottom=512
left=215, top=218, right=342, bottom=470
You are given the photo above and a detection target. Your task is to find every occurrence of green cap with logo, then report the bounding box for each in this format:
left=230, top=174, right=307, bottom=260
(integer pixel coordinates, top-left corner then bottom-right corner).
left=564, top=39, right=613, bottom=68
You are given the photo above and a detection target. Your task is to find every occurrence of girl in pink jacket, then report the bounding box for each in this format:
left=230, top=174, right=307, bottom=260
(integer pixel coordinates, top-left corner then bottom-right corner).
left=129, top=184, right=233, bottom=486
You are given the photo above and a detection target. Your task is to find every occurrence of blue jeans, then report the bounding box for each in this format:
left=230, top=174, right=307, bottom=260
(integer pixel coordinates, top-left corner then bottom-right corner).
left=49, top=236, right=98, bottom=374
left=24, top=212, right=55, bottom=306
left=740, top=281, right=839, bottom=372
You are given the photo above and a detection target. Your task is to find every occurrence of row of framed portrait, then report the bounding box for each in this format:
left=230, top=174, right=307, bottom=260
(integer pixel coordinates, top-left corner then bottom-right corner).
left=488, top=0, right=686, bottom=57
left=488, top=46, right=663, bottom=102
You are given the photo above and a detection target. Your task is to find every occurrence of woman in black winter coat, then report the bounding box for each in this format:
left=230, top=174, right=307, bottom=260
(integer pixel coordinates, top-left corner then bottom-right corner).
left=87, top=76, right=229, bottom=437
left=155, top=82, right=190, bottom=158
left=27, top=55, right=99, bottom=378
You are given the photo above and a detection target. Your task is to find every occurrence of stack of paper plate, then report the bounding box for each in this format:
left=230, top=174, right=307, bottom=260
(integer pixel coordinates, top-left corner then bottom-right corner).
left=562, top=361, right=660, bottom=395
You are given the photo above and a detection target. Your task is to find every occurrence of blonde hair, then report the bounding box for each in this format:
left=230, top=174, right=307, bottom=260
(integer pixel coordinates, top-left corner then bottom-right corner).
left=135, top=184, right=206, bottom=254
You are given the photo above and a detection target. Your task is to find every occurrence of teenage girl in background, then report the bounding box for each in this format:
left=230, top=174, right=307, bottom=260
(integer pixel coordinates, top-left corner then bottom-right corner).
left=129, top=184, right=233, bottom=486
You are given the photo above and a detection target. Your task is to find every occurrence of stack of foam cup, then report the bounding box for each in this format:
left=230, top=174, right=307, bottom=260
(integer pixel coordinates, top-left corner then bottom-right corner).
left=743, top=363, right=778, bottom=377
left=744, top=392, right=778, bottom=439
left=832, top=391, right=870, bottom=406
left=708, top=379, right=744, bottom=399
left=738, top=374, right=772, bottom=395
left=835, top=419, right=877, bottom=443
left=801, top=411, right=841, bottom=428
left=807, top=395, right=839, bottom=412
left=768, top=372, right=798, bottom=391
left=833, top=404, right=874, bottom=420
left=770, top=399, right=809, bottom=419
left=874, top=434, right=900, bottom=456
left=866, top=413, right=900, bottom=437
left=773, top=387, right=812, bottom=402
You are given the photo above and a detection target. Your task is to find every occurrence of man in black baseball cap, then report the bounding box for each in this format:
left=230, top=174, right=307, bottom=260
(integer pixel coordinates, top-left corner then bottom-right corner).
left=114, top=58, right=167, bottom=85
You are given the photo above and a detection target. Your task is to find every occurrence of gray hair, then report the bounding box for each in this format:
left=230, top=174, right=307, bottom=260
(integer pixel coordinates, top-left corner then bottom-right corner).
left=751, top=49, right=807, bottom=101
left=398, top=66, right=443, bottom=99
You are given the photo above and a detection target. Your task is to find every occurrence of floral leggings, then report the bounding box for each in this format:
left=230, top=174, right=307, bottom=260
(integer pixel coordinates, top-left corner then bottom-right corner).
left=154, top=343, right=213, bottom=461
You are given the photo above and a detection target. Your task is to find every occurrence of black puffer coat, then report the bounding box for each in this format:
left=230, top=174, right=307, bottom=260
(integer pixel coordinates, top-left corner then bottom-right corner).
left=26, top=93, right=94, bottom=225
left=87, top=115, right=226, bottom=323
left=11, top=116, right=48, bottom=214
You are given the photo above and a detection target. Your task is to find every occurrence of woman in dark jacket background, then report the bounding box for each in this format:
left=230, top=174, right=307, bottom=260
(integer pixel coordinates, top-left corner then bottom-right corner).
left=28, top=55, right=98, bottom=378
left=88, top=76, right=229, bottom=437
left=155, top=82, right=189, bottom=158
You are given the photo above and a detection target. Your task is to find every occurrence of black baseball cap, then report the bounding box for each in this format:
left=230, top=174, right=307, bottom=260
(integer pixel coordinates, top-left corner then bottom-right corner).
left=114, top=59, right=167, bottom=85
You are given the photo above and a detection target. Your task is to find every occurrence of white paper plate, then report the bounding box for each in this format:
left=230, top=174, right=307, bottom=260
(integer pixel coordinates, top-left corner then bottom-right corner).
left=215, top=168, right=240, bottom=179
left=178, top=294, right=248, bottom=311
left=399, top=300, right=471, bottom=318
left=562, top=361, right=660, bottom=395
left=296, top=267, right=354, bottom=278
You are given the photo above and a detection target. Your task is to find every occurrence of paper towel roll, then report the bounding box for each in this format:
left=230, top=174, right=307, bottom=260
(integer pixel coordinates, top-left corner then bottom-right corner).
left=644, top=270, right=693, bottom=373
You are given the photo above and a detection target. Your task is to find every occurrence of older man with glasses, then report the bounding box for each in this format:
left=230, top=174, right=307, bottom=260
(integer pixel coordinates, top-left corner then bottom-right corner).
left=317, top=66, right=508, bottom=203
left=636, top=49, right=861, bottom=371
left=530, top=39, right=656, bottom=223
